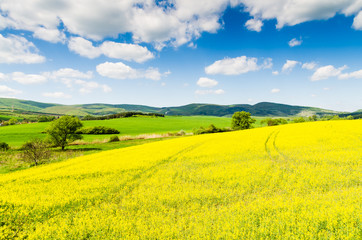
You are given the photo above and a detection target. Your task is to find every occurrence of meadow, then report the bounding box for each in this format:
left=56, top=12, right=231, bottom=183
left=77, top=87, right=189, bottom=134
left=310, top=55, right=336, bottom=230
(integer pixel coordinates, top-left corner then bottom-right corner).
left=0, top=116, right=233, bottom=147
left=0, top=120, right=360, bottom=239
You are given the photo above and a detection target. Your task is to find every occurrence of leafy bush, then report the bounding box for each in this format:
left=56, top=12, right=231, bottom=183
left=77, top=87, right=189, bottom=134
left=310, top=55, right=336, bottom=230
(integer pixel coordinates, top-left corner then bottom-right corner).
left=38, top=116, right=55, bottom=122
left=262, top=118, right=288, bottom=126
left=76, top=126, right=120, bottom=134
left=109, top=135, right=120, bottom=142
left=0, top=142, right=10, bottom=151
left=21, top=139, right=51, bottom=166
left=293, top=117, right=306, bottom=123
left=193, top=124, right=231, bottom=135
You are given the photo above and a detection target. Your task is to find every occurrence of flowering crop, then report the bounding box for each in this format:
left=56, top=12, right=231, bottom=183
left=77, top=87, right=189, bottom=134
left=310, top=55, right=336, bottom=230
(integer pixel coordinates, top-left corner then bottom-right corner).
left=0, top=120, right=361, bottom=239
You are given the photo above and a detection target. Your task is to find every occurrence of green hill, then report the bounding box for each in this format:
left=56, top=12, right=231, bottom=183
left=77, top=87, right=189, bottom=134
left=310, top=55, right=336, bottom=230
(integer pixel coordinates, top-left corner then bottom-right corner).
left=0, top=97, right=341, bottom=117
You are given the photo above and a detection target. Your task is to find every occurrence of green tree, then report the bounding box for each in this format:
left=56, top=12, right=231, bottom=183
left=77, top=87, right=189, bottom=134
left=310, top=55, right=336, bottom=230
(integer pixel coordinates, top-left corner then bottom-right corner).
left=231, top=111, right=256, bottom=130
left=46, top=116, right=83, bottom=150
left=8, top=118, right=18, bottom=125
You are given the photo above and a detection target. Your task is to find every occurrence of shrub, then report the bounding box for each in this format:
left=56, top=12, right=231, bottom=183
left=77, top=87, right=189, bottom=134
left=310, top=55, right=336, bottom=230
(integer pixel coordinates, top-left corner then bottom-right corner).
left=193, top=124, right=231, bottom=135
left=21, top=139, right=51, bottom=166
left=262, top=118, right=288, bottom=126
left=0, top=142, right=10, bottom=151
left=293, top=117, right=306, bottom=123
left=76, top=126, right=120, bottom=134
left=109, top=135, right=120, bottom=142
left=8, top=118, right=18, bottom=125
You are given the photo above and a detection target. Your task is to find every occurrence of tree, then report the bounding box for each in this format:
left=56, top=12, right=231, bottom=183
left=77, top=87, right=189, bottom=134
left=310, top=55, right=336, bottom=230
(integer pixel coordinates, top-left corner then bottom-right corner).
left=8, top=118, right=18, bottom=125
left=0, top=142, right=10, bottom=151
left=22, top=139, right=51, bottom=166
left=46, top=115, right=83, bottom=150
left=231, top=111, right=256, bottom=130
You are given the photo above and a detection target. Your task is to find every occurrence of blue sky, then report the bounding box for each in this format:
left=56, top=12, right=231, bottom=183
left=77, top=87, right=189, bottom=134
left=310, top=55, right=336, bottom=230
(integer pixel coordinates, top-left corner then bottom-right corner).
left=0, top=1, right=362, bottom=111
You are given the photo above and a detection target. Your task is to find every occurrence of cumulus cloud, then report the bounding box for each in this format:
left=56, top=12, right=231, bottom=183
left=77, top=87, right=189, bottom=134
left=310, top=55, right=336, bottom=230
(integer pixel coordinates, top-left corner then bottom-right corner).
left=0, top=85, right=22, bottom=96
left=1, top=0, right=362, bottom=49
left=68, top=37, right=154, bottom=62
left=0, top=0, right=230, bottom=48
left=272, top=71, right=279, bottom=75
left=33, top=27, right=66, bottom=43
left=205, top=56, right=272, bottom=75
left=339, top=69, right=362, bottom=79
left=74, top=80, right=112, bottom=94
left=195, top=89, right=225, bottom=95
left=288, top=38, right=302, bottom=47
left=238, top=0, right=362, bottom=29
left=0, top=34, right=45, bottom=64
left=311, top=65, right=347, bottom=81
left=42, top=92, right=72, bottom=99
left=11, top=72, right=47, bottom=85
left=197, top=77, right=218, bottom=87
left=271, top=88, right=280, bottom=93
left=245, top=18, right=263, bottom=32
left=302, top=62, right=317, bottom=70
left=48, top=68, right=93, bottom=79
left=96, top=61, right=168, bottom=81
left=68, top=37, right=102, bottom=59
left=282, top=60, right=300, bottom=73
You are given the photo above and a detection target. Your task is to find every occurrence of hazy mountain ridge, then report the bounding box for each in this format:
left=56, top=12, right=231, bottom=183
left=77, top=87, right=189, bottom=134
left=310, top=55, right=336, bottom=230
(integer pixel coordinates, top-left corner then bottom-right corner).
left=0, top=98, right=342, bottom=117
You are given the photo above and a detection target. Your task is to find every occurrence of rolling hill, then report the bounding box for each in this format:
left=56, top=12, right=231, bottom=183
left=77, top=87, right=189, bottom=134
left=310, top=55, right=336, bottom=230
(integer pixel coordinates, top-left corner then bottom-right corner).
left=0, top=97, right=341, bottom=117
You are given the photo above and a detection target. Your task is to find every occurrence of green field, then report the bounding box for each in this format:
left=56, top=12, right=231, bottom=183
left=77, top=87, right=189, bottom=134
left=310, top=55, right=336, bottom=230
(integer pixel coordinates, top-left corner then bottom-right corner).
left=0, top=116, right=233, bottom=147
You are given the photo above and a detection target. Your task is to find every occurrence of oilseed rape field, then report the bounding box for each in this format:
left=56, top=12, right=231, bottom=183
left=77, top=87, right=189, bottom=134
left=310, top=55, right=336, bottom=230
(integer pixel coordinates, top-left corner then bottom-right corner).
left=0, top=120, right=361, bottom=239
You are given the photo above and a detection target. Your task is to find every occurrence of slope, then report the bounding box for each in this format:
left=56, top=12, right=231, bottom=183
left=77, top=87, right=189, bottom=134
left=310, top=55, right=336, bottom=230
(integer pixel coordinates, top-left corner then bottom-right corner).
left=0, top=120, right=361, bottom=239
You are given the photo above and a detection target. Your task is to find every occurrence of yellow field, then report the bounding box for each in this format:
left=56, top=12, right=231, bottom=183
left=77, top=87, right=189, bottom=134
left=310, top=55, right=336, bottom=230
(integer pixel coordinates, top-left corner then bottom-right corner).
left=0, top=120, right=361, bottom=239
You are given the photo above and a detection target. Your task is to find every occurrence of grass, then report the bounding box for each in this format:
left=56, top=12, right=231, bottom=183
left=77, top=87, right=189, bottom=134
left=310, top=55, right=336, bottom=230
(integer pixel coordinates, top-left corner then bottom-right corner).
left=0, top=120, right=360, bottom=239
left=0, top=116, right=232, bottom=147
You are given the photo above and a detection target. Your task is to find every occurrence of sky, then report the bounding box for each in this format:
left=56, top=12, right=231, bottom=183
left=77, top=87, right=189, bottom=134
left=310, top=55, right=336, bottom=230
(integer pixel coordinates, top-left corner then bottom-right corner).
left=0, top=0, right=362, bottom=112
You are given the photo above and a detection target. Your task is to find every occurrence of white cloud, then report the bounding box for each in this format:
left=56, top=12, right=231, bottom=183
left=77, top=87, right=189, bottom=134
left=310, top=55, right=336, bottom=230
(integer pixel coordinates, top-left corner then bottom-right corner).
left=74, top=79, right=112, bottom=94
left=352, top=10, right=362, bottom=30
left=288, top=38, right=302, bottom=47
left=100, top=41, right=154, bottom=63
left=245, top=18, right=263, bottom=32
left=0, top=85, right=22, bottom=96
left=339, top=69, right=362, bottom=79
left=282, top=60, right=300, bottom=73
left=238, top=1, right=362, bottom=29
left=68, top=37, right=102, bottom=59
left=311, top=65, right=347, bottom=81
left=205, top=56, right=271, bottom=75
left=0, top=0, right=231, bottom=48
left=11, top=72, right=47, bottom=85
left=272, top=71, right=279, bottom=75
left=271, top=88, right=280, bottom=93
left=302, top=62, right=317, bottom=70
left=0, top=34, right=45, bottom=64
left=96, top=61, right=167, bottom=81
left=48, top=68, right=93, bottom=79
left=197, top=77, right=218, bottom=87
left=2, top=0, right=362, bottom=49
left=43, top=92, right=72, bottom=99
left=68, top=37, right=154, bottom=62
left=195, top=89, right=225, bottom=95
left=33, top=27, right=66, bottom=43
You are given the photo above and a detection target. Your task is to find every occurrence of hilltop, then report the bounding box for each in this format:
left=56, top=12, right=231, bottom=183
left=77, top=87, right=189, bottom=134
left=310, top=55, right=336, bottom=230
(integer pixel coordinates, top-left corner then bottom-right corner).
left=0, top=97, right=341, bottom=117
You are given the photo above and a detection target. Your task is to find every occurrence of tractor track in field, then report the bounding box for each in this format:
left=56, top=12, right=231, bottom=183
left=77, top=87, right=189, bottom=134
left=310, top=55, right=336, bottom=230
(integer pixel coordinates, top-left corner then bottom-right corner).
left=111, top=142, right=204, bottom=204
left=265, top=130, right=290, bottom=163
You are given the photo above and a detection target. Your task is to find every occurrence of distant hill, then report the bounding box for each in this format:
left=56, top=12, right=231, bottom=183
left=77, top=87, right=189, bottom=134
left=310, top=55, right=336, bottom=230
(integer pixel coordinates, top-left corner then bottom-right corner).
left=0, top=97, right=342, bottom=117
